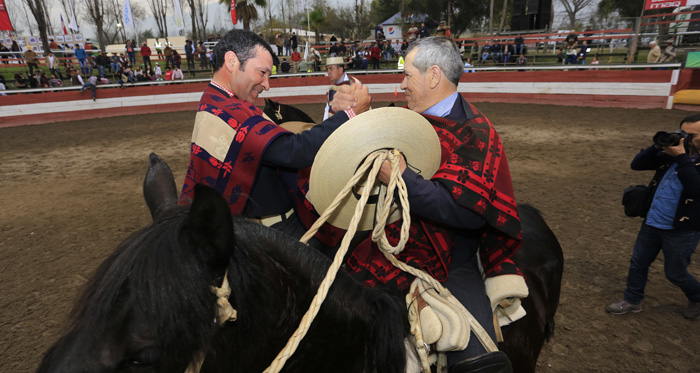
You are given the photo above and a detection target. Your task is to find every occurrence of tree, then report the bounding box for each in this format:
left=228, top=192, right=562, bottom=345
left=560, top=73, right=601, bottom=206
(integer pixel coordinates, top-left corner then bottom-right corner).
left=559, top=0, right=595, bottom=29
left=21, top=0, right=51, bottom=53
left=219, top=0, right=268, bottom=31
left=83, top=0, right=108, bottom=50
left=146, top=0, right=170, bottom=38
left=409, top=0, right=489, bottom=38
left=301, top=8, right=327, bottom=43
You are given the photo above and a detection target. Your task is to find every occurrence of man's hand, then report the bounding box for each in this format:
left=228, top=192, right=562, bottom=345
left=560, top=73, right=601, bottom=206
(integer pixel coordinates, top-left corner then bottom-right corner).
left=378, top=154, right=406, bottom=185
left=332, top=81, right=372, bottom=114
left=664, top=141, right=687, bottom=157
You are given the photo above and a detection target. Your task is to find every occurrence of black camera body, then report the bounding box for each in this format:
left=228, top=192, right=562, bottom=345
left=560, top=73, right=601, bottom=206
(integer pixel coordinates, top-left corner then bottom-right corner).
left=653, top=129, right=692, bottom=147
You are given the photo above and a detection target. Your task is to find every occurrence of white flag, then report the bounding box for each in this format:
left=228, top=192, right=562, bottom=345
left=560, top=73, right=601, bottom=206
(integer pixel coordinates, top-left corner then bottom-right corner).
left=123, top=0, right=135, bottom=30
left=172, top=0, right=185, bottom=31
left=67, top=0, right=79, bottom=32
left=303, top=41, right=309, bottom=61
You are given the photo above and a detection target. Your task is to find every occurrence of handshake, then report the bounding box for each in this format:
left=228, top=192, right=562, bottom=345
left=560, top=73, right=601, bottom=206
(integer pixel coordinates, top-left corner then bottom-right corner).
left=330, top=81, right=372, bottom=115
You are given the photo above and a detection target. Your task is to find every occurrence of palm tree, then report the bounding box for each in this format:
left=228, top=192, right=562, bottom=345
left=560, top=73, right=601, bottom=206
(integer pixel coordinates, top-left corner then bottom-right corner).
left=219, top=0, right=267, bottom=31
left=301, top=9, right=327, bottom=44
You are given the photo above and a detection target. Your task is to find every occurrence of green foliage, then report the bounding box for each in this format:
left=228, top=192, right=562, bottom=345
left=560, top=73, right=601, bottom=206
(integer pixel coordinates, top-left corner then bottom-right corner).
left=140, top=29, right=155, bottom=40
left=597, top=0, right=642, bottom=19
left=369, top=0, right=401, bottom=26
left=369, top=0, right=489, bottom=37
left=219, top=0, right=268, bottom=30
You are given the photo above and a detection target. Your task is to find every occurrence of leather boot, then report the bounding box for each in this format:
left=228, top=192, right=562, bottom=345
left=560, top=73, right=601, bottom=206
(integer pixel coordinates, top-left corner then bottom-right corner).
left=449, top=351, right=512, bottom=373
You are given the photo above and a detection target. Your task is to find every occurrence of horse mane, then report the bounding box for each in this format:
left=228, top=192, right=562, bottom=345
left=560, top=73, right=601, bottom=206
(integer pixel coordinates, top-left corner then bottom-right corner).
left=68, top=207, right=217, bottom=364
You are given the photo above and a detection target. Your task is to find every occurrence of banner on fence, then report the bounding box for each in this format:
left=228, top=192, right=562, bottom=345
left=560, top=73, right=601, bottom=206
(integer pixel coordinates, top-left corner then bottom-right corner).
left=645, top=0, right=700, bottom=10
left=0, top=0, right=14, bottom=32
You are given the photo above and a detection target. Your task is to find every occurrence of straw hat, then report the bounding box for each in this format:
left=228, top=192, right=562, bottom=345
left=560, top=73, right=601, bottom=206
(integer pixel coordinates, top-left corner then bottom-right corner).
left=306, top=107, right=441, bottom=230
left=326, top=56, right=350, bottom=66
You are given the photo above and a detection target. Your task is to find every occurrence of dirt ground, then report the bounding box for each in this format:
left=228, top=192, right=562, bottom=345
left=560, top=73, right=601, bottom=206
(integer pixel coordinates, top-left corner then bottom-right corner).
left=1, top=101, right=699, bottom=372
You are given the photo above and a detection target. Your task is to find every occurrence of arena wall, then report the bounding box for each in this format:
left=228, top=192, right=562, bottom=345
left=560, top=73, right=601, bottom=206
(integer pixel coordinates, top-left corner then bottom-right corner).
left=0, top=69, right=691, bottom=128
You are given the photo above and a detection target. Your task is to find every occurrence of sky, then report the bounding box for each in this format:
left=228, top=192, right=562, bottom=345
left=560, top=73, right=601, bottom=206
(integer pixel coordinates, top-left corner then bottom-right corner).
left=5, top=0, right=604, bottom=41
left=5, top=0, right=359, bottom=40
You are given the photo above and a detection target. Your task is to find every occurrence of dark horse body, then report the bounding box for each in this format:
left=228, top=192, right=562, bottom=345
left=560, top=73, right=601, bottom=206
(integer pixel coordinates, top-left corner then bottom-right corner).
left=39, top=151, right=562, bottom=372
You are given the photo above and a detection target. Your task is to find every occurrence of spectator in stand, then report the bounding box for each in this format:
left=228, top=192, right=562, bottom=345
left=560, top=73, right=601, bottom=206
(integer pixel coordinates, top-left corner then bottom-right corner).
left=275, top=33, right=283, bottom=56
left=77, top=72, right=99, bottom=101
left=185, top=39, right=195, bottom=74
left=502, top=41, right=512, bottom=63
left=198, top=41, right=208, bottom=69
left=154, top=38, right=164, bottom=60
left=28, top=71, right=39, bottom=88
left=369, top=41, right=382, bottom=69
left=119, top=53, right=129, bottom=68
left=110, top=53, right=121, bottom=75
left=352, top=53, right=363, bottom=70
left=577, top=40, right=589, bottom=64
left=125, top=40, right=136, bottom=66
left=39, top=72, right=50, bottom=87
left=407, top=23, right=418, bottom=41
left=338, top=41, right=347, bottom=57
left=516, top=54, right=527, bottom=71
left=46, top=51, right=63, bottom=80
left=291, top=48, right=301, bottom=73
left=49, top=39, right=60, bottom=52
left=10, top=40, right=21, bottom=61
left=660, top=39, right=677, bottom=63
left=164, top=43, right=173, bottom=68
left=463, top=57, right=474, bottom=73
left=329, top=43, right=338, bottom=57
left=418, top=22, right=430, bottom=38
left=480, top=44, right=490, bottom=64
left=490, top=42, right=502, bottom=63
left=590, top=56, right=600, bottom=70
left=172, top=50, right=182, bottom=69
left=15, top=72, right=27, bottom=88
left=172, top=65, right=184, bottom=80
left=291, top=32, right=298, bottom=52
left=565, top=46, right=577, bottom=65
left=0, top=41, right=10, bottom=65
left=648, top=41, right=662, bottom=64
left=95, top=51, right=108, bottom=78
left=154, top=62, right=163, bottom=80
left=401, top=40, right=409, bottom=56
left=134, top=66, right=145, bottom=81
left=298, top=57, right=312, bottom=73
left=565, top=29, right=578, bottom=49
left=141, top=42, right=153, bottom=70
left=49, top=74, right=62, bottom=87
left=280, top=58, right=290, bottom=73
left=23, top=45, right=39, bottom=75
left=144, top=66, right=155, bottom=81
left=556, top=48, right=565, bottom=64
left=284, top=36, right=291, bottom=56
left=164, top=66, right=173, bottom=80
left=514, top=34, right=525, bottom=55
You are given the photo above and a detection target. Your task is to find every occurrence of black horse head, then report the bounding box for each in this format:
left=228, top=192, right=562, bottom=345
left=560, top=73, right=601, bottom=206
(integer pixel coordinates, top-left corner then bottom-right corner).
left=38, top=153, right=409, bottom=373
left=262, top=98, right=314, bottom=124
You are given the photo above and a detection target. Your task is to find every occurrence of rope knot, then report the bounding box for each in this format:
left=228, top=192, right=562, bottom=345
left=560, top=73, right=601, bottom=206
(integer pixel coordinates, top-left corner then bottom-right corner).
left=211, top=272, right=238, bottom=326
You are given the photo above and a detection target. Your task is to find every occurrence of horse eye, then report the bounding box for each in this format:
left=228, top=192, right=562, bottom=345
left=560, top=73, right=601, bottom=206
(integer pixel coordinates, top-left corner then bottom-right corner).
left=125, top=347, right=159, bottom=367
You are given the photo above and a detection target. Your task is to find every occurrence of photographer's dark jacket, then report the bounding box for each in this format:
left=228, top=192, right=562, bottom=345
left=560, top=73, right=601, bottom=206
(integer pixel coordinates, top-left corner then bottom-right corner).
left=632, top=145, right=700, bottom=230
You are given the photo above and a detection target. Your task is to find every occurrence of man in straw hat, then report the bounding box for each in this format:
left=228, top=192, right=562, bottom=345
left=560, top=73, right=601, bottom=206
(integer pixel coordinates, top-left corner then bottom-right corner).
left=179, top=29, right=371, bottom=235
left=365, top=36, right=523, bottom=372
left=23, top=45, right=39, bottom=76
left=659, top=38, right=677, bottom=63
left=323, top=56, right=361, bottom=120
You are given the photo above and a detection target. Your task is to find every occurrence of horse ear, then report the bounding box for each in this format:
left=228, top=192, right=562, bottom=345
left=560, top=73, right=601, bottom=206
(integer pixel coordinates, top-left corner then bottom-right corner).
left=188, top=184, right=234, bottom=272
left=143, top=153, right=178, bottom=220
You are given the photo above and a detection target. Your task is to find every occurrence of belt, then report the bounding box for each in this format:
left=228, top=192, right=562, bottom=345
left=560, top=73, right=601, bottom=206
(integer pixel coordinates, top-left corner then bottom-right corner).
left=255, top=209, right=294, bottom=227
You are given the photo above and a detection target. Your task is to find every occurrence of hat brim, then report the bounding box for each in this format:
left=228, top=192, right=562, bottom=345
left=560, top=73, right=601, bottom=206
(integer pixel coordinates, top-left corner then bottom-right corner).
left=307, top=107, right=441, bottom=230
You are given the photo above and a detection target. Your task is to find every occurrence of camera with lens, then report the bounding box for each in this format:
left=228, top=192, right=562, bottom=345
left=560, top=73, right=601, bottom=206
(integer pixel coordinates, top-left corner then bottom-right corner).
left=653, top=129, right=693, bottom=147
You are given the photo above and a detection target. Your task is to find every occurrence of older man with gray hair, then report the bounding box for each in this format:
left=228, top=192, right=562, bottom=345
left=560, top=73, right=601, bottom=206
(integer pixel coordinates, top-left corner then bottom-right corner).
left=364, top=36, right=525, bottom=372
left=648, top=40, right=662, bottom=64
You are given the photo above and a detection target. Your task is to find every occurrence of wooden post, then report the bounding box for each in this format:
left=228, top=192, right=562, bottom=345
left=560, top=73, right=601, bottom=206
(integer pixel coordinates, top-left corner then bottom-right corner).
left=627, top=4, right=646, bottom=64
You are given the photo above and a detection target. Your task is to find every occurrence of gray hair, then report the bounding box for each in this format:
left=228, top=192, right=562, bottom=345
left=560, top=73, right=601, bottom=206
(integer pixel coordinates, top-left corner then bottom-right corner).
left=405, top=37, right=463, bottom=86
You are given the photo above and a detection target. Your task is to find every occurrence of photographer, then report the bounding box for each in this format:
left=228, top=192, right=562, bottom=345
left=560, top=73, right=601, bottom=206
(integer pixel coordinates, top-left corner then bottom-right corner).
left=607, top=113, right=700, bottom=320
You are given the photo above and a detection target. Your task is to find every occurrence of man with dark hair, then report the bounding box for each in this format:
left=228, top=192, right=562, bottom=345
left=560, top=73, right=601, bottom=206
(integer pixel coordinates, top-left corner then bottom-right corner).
left=179, top=29, right=371, bottom=236
left=184, top=39, right=196, bottom=75
left=355, top=36, right=524, bottom=372
left=607, top=113, right=700, bottom=320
